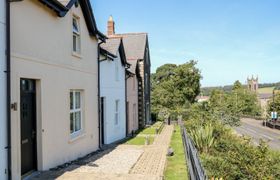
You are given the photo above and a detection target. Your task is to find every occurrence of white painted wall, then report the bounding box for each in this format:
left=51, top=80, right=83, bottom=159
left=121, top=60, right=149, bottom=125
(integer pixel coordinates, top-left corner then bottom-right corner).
left=100, top=52, right=126, bottom=144
left=11, top=1, right=99, bottom=179
left=0, top=0, right=7, bottom=179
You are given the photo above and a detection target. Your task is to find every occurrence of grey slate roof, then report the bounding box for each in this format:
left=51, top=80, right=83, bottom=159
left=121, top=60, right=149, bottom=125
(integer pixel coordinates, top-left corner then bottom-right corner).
left=100, top=38, right=121, bottom=56
left=111, top=33, right=147, bottom=60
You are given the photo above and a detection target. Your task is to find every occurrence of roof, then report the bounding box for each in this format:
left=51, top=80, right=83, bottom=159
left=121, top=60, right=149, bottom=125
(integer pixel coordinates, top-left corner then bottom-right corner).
left=38, top=0, right=106, bottom=41
left=100, top=37, right=128, bottom=66
left=100, top=38, right=121, bottom=56
left=110, top=33, right=148, bottom=60
left=100, top=48, right=117, bottom=60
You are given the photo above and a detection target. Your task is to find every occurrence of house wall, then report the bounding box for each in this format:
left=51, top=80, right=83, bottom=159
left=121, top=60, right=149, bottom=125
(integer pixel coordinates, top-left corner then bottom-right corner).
left=0, top=1, right=7, bottom=179
left=10, top=1, right=99, bottom=179
left=126, top=75, right=139, bottom=134
left=100, top=52, right=126, bottom=144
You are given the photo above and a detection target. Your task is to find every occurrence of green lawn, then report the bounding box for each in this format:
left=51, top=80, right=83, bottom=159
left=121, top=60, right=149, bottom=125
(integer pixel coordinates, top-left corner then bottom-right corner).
left=164, top=125, right=188, bottom=180
left=125, top=122, right=163, bottom=145
left=125, top=136, right=154, bottom=145
left=258, top=87, right=274, bottom=94
left=138, top=121, right=164, bottom=135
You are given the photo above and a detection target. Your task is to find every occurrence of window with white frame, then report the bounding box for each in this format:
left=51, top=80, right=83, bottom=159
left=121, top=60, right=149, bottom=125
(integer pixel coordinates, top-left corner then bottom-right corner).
left=70, top=90, right=82, bottom=135
left=115, top=100, right=119, bottom=125
left=73, top=16, right=81, bottom=54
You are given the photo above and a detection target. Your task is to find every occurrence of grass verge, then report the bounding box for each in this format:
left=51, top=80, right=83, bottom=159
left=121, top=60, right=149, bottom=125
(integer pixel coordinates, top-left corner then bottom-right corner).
left=125, top=136, right=154, bottom=145
left=138, top=121, right=164, bottom=135
left=164, top=125, right=188, bottom=180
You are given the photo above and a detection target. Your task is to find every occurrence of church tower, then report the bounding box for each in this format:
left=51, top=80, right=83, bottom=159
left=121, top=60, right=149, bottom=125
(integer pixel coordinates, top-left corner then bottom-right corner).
left=247, top=75, right=259, bottom=92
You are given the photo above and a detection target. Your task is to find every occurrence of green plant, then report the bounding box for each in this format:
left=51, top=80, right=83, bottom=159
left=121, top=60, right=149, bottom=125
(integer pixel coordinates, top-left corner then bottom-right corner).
left=189, top=123, right=215, bottom=153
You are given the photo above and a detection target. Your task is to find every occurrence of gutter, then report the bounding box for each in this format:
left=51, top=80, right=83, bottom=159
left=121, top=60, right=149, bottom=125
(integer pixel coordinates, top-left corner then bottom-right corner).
left=6, top=0, right=11, bottom=179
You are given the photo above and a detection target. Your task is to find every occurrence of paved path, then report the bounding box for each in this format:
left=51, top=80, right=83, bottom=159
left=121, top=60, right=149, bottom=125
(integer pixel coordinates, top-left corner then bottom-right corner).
left=234, top=118, right=280, bottom=150
left=130, top=125, right=174, bottom=177
left=32, top=125, right=174, bottom=180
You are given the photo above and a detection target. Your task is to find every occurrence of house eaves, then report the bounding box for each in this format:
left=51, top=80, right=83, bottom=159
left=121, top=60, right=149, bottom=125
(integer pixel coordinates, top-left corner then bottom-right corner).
left=100, top=47, right=117, bottom=61
left=38, top=0, right=106, bottom=41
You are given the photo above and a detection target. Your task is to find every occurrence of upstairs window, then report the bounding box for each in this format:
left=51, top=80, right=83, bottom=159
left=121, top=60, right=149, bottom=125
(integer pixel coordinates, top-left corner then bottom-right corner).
left=73, top=17, right=81, bottom=54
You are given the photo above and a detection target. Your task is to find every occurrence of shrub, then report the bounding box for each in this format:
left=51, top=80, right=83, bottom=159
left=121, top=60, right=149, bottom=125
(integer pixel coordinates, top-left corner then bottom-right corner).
left=189, top=123, right=215, bottom=153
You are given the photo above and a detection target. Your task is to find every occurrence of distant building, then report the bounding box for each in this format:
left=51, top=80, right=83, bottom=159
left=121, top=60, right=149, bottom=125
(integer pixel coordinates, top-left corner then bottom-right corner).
left=247, top=75, right=259, bottom=92
left=196, top=96, right=210, bottom=103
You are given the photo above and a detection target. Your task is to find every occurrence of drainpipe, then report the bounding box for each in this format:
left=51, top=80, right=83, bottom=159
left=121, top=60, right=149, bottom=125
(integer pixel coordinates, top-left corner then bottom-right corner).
left=125, top=69, right=128, bottom=136
left=97, top=41, right=104, bottom=149
left=6, top=0, right=12, bottom=179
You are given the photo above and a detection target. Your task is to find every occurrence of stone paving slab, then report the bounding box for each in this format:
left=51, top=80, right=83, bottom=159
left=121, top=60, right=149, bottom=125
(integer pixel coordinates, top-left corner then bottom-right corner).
left=57, top=172, right=161, bottom=180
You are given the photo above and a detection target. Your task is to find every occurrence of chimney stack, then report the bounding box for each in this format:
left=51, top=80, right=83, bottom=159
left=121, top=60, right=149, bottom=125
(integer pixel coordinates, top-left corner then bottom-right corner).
left=107, top=15, right=115, bottom=36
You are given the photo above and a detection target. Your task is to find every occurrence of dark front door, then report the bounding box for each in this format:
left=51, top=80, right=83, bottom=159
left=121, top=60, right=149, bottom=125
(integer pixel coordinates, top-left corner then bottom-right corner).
left=20, top=79, right=37, bottom=175
left=100, top=97, right=105, bottom=145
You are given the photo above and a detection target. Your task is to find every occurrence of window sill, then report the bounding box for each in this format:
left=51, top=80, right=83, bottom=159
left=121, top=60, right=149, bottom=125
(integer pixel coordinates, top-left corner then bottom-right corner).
left=72, top=52, right=82, bottom=59
left=69, top=131, right=86, bottom=143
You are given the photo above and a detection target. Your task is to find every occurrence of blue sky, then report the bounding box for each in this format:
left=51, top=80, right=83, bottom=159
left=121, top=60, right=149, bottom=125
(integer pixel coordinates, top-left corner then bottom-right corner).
left=91, top=0, right=280, bottom=87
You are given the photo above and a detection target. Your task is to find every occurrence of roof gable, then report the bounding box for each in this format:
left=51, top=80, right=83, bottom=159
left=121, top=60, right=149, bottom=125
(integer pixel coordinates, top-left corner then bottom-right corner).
left=100, top=38, right=121, bottom=56
left=100, top=38, right=128, bottom=66
left=39, top=0, right=106, bottom=40
left=111, top=33, right=147, bottom=61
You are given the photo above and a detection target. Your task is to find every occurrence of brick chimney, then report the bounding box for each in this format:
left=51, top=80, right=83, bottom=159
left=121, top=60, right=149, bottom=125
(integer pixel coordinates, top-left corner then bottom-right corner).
left=107, top=15, right=115, bottom=36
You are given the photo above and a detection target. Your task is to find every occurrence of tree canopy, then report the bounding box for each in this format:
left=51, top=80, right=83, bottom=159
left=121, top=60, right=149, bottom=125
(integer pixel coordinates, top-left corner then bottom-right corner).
left=151, top=60, right=202, bottom=119
left=233, top=80, right=243, bottom=90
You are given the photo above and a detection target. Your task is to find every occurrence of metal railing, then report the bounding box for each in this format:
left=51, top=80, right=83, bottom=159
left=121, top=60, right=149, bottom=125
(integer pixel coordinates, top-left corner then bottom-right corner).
left=179, top=119, right=207, bottom=180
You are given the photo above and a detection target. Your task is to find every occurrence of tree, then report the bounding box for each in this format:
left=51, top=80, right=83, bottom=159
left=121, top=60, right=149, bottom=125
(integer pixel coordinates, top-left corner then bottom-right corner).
left=267, top=92, right=280, bottom=116
left=151, top=60, right=202, bottom=118
left=233, top=80, right=242, bottom=91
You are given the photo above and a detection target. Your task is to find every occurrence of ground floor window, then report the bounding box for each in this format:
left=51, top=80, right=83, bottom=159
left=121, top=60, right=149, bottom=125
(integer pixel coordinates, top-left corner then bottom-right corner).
left=70, top=90, right=82, bottom=136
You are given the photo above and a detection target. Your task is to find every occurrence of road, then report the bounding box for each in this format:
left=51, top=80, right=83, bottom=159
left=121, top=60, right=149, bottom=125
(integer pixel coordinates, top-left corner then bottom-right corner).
left=234, top=118, right=280, bottom=150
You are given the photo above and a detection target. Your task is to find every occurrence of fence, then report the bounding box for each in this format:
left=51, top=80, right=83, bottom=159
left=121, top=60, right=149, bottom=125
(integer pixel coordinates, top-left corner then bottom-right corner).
left=179, top=119, right=207, bottom=180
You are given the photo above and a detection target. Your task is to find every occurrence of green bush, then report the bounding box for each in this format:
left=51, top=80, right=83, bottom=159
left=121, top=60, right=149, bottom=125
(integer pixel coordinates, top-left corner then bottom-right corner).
left=189, top=123, right=215, bottom=154
left=185, top=104, right=280, bottom=179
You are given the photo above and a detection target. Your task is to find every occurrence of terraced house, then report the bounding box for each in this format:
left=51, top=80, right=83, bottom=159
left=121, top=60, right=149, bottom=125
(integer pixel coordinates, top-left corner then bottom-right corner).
left=107, top=16, right=151, bottom=128
left=9, top=0, right=105, bottom=179
left=99, top=37, right=129, bottom=144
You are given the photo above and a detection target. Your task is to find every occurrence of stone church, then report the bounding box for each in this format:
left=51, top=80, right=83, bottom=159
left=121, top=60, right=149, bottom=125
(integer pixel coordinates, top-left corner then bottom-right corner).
left=247, top=76, right=259, bottom=92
